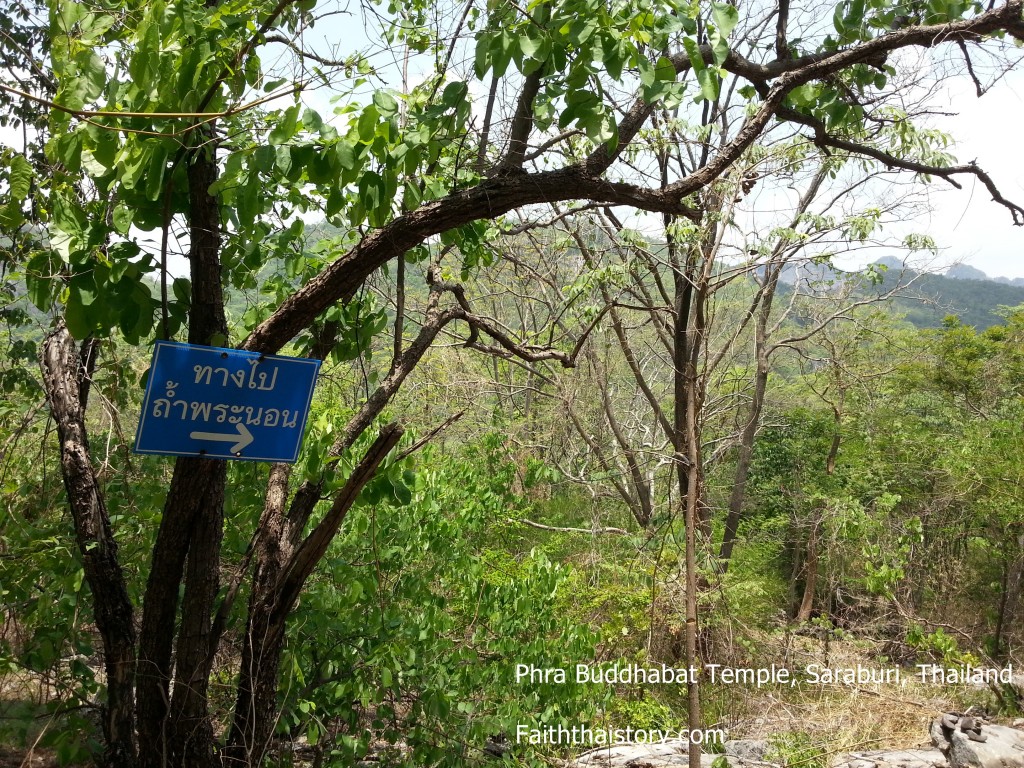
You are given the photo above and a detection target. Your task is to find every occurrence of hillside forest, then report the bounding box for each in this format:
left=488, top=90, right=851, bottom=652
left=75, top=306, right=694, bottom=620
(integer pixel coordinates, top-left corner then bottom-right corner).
left=1, top=0, right=1023, bottom=765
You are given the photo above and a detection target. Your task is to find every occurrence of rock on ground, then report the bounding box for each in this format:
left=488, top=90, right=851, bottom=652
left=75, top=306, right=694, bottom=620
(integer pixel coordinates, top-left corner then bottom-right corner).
left=725, top=740, right=771, bottom=762
left=572, top=740, right=694, bottom=767
left=566, top=718, right=1024, bottom=768
left=831, top=749, right=947, bottom=768
left=930, top=713, right=1024, bottom=768
left=571, top=740, right=777, bottom=768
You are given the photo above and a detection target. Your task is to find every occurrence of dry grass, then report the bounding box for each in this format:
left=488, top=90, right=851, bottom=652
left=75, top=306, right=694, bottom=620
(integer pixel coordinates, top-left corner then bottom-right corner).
left=706, top=631, right=1002, bottom=755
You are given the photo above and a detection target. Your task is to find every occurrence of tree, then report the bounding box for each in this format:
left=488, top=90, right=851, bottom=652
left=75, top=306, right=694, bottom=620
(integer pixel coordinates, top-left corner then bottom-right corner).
left=3, top=0, right=1024, bottom=764
left=921, top=312, right=1024, bottom=657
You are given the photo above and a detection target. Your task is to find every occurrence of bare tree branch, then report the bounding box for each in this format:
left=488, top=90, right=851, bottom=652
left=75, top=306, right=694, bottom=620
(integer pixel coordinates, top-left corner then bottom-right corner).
left=777, top=106, right=1024, bottom=224
left=511, top=518, right=630, bottom=535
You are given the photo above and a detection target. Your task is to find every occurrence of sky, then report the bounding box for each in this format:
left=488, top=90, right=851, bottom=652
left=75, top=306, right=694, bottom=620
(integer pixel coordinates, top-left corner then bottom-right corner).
left=913, top=68, right=1024, bottom=278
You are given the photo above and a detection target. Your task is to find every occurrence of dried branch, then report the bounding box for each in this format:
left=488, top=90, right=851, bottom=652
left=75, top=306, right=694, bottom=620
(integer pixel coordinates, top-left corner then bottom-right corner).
left=0, top=81, right=304, bottom=136
left=263, top=33, right=357, bottom=67
left=498, top=71, right=543, bottom=172
left=510, top=518, right=630, bottom=535
left=776, top=0, right=791, bottom=59
left=394, top=411, right=464, bottom=462
left=277, top=423, right=404, bottom=619
left=777, top=106, right=1024, bottom=225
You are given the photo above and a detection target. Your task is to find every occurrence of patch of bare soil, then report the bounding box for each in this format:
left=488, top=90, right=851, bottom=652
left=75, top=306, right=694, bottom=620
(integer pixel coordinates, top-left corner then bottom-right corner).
left=0, top=746, right=62, bottom=768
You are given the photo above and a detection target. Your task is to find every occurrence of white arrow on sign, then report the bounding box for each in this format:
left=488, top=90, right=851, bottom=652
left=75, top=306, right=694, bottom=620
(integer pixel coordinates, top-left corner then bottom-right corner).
left=189, top=422, right=254, bottom=453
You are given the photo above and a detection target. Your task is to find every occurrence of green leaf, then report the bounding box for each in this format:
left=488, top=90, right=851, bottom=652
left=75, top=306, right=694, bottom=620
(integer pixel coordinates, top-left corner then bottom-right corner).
left=65, top=292, right=93, bottom=339
left=491, top=29, right=514, bottom=78
left=708, top=30, right=729, bottom=66
left=392, top=479, right=412, bottom=506
left=441, top=81, right=468, bottom=108
left=568, top=19, right=597, bottom=45
left=275, top=146, right=293, bottom=177
left=682, top=37, right=706, bottom=75
left=172, top=277, right=191, bottom=303
left=118, top=298, right=141, bottom=342
left=654, top=56, right=676, bottom=83
left=52, top=193, right=87, bottom=239
left=359, top=171, right=383, bottom=211
left=711, top=2, right=739, bottom=37
left=474, top=35, right=491, bottom=79
left=325, top=188, right=345, bottom=216
left=519, top=34, right=542, bottom=58
left=708, top=4, right=738, bottom=66
left=55, top=132, right=83, bottom=173
left=833, top=1, right=848, bottom=35
left=638, top=57, right=656, bottom=88
left=789, top=82, right=819, bottom=107
left=306, top=150, right=335, bottom=185
left=696, top=66, right=719, bottom=102
left=0, top=202, right=23, bottom=230
left=372, top=90, right=399, bottom=117
left=847, top=0, right=866, bottom=26
left=252, top=145, right=277, bottom=174
left=336, top=141, right=357, bottom=170
left=71, top=272, right=97, bottom=306
left=602, top=36, right=624, bottom=80
left=357, top=105, right=379, bottom=142
left=57, top=1, right=86, bottom=31
left=89, top=125, right=118, bottom=168
left=7, top=155, right=32, bottom=202
left=26, top=252, right=59, bottom=311
left=144, top=145, right=168, bottom=202
left=76, top=50, right=106, bottom=102
left=0, top=155, right=30, bottom=229
left=269, top=104, right=300, bottom=145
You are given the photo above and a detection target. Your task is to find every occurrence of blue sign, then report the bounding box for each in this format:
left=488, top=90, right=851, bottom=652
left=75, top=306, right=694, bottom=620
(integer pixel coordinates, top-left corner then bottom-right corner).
left=134, top=340, right=321, bottom=463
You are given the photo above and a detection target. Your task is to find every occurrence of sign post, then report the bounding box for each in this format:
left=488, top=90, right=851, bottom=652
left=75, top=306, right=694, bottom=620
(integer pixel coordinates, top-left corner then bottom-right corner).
left=134, top=340, right=321, bottom=463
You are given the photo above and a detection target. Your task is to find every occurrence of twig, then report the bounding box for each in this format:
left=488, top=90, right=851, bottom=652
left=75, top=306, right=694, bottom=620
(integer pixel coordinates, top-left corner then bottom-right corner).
left=394, top=411, right=464, bottom=462
left=510, top=518, right=630, bottom=535
left=0, top=82, right=304, bottom=135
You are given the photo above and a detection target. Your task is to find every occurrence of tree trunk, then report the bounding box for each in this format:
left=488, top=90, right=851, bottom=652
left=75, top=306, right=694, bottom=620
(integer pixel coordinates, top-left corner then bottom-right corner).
left=995, top=533, right=1024, bottom=657
left=135, top=458, right=224, bottom=768
left=681, top=368, right=704, bottom=768
left=222, top=463, right=294, bottom=767
left=795, top=520, right=819, bottom=623
left=137, top=129, right=228, bottom=768
left=1005, top=535, right=1024, bottom=629
left=224, top=424, right=403, bottom=765
left=792, top=406, right=840, bottom=623
left=719, top=353, right=768, bottom=568
left=719, top=168, right=827, bottom=569
left=786, top=526, right=804, bottom=619
left=41, top=327, right=138, bottom=768
left=670, top=223, right=706, bottom=768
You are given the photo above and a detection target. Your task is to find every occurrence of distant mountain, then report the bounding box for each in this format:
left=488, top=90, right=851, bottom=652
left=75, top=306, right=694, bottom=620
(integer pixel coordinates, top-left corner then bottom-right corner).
left=993, top=275, right=1024, bottom=287
left=869, top=261, right=1024, bottom=329
left=866, top=259, right=1024, bottom=288
left=940, top=263, right=1024, bottom=287
left=772, top=258, right=1024, bottom=329
left=874, top=255, right=906, bottom=271
left=776, top=260, right=845, bottom=286
left=944, top=264, right=989, bottom=281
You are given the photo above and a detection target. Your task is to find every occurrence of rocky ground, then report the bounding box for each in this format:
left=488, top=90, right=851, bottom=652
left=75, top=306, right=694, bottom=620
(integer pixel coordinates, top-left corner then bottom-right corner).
left=568, top=716, right=1024, bottom=768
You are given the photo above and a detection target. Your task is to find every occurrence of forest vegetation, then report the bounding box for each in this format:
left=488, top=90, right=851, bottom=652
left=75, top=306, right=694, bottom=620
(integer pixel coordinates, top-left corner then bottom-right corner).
left=1, top=0, right=1023, bottom=765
